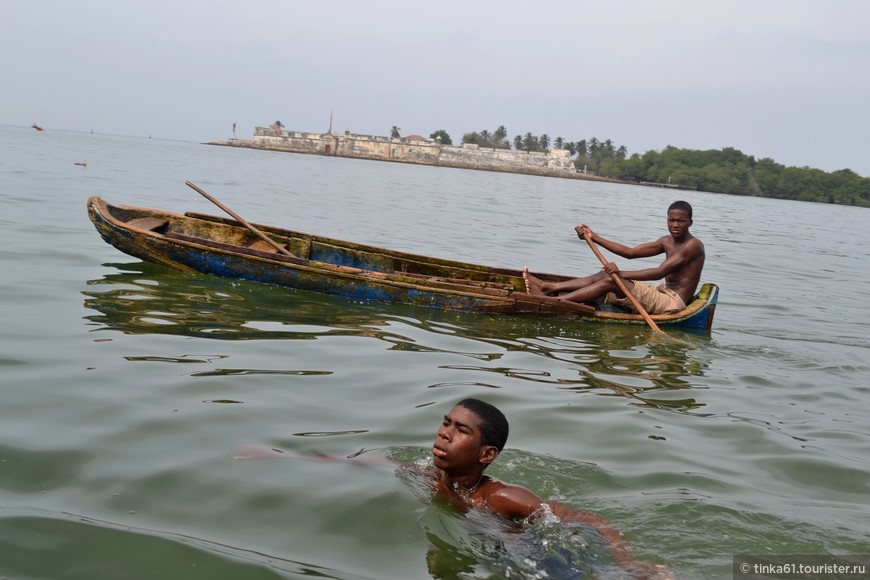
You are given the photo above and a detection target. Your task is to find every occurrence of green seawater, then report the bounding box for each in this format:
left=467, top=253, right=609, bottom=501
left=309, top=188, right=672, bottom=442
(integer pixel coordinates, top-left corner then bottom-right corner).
left=0, top=125, right=867, bottom=578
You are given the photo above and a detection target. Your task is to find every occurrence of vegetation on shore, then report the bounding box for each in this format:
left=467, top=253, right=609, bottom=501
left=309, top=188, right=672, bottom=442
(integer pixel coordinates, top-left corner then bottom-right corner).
left=425, top=127, right=868, bottom=207
left=602, top=146, right=869, bottom=207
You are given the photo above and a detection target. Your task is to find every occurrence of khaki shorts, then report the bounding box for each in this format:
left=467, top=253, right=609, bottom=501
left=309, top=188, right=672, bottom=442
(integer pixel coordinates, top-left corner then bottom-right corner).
left=605, top=281, right=686, bottom=315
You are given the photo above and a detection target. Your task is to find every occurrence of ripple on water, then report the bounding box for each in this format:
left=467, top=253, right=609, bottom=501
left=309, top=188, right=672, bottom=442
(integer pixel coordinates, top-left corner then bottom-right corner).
left=0, top=510, right=357, bottom=579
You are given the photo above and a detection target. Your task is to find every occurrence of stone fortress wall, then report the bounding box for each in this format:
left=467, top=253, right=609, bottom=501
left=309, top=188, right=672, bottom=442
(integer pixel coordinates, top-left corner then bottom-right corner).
left=239, top=126, right=577, bottom=177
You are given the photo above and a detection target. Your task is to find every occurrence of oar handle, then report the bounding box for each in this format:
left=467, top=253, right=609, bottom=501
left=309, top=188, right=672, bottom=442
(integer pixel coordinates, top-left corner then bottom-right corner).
left=185, top=181, right=294, bottom=257
left=582, top=230, right=664, bottom=334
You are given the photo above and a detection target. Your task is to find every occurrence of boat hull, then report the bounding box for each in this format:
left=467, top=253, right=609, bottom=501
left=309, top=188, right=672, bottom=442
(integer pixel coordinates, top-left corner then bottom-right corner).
left=87, top=197, right=718, bottom=330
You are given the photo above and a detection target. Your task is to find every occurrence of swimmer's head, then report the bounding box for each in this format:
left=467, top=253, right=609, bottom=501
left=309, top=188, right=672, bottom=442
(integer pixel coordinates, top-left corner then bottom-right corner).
left=455, top=398, right=509, bottom=453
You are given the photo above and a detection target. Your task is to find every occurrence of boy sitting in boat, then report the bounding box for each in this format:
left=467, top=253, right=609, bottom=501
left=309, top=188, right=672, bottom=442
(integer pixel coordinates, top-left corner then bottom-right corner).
left=523, top=201, right=705, bottom=314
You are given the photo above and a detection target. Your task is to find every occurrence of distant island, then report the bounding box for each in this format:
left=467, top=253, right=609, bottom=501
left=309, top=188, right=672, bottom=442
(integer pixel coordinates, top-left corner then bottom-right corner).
left=211, top=124, right=869, bottom=208
left=210, top=125, right=608, bottom=181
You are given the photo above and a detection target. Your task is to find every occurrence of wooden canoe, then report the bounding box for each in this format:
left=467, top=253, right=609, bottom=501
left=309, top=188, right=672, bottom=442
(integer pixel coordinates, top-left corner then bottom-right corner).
left=87, top=197, right=718, bottom=331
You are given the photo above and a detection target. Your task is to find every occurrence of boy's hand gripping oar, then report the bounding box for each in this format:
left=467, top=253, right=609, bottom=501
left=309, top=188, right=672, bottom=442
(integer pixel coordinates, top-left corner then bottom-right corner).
left=582, top=230, right=664, bottom=335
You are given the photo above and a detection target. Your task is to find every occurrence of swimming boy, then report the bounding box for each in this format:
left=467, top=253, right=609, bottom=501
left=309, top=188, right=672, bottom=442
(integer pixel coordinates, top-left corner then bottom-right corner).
left=432, top=398, right=668, bottom=577
left=235, top=398, right=669, bottom=577
left=523, top=201, right=705, bottom=314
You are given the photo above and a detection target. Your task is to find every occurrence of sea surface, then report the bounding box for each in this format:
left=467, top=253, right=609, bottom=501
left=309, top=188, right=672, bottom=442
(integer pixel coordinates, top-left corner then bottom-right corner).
left=1, top=125, right=868, bottom=579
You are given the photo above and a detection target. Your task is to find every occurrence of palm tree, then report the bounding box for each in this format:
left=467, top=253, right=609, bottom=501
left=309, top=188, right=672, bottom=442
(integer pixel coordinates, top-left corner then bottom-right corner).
left=391, top=126, right=401, bottom=138
left=540, top=134, right=550, bottom=152
left=514, top=135, right=523, bottom=150
left=588, top=137, right=599, bottom=155
left=494, top=125, right=508, bottom=148
left=554, top=137, right=564, bottom=150
left=522, top=132, right=537, bottom=152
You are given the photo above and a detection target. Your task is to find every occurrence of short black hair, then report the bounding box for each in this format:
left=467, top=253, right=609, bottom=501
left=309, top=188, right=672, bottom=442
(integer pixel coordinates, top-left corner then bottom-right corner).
left=668, top=200, right=693, bottom=219
left=456, top=398, right=509, bottom=452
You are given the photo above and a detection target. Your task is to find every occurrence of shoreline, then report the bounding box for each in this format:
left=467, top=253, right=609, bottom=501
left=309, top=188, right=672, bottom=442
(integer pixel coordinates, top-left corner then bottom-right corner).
left=206, top=138, right=688, bottom=191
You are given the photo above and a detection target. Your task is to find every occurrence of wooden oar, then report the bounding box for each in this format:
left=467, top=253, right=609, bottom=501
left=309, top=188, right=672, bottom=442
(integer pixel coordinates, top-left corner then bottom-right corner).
left=185, top=181, right=294, bottom=257
left=582, top=230, right=664, bottom=334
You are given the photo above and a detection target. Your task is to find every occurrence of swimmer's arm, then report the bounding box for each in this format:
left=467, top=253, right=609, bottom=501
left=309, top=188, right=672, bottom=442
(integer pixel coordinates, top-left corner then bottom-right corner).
left=231, top=444, right=395, bottom=467
left=546, top=501, right=633, bottom=568
left=488, top=485, right=665, bottom=577
left=483, top=484, right=626, bottom=557
left=548, top=501, right=672, bottom=579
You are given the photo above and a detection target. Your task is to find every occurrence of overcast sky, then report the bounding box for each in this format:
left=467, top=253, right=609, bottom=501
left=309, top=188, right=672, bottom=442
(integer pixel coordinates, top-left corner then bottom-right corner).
left=4, top=1, right=868, bottom=175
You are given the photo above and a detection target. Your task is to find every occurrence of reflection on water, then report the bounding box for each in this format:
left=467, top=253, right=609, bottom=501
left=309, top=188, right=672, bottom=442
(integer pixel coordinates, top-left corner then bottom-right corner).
left=82, top=261, right=391, bottom=342
left=83, top=261, right=714, bottom=415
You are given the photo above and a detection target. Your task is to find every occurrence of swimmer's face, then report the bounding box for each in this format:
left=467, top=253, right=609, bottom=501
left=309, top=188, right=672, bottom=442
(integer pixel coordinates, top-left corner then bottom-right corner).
left=432, top=405, right=485, bottom=471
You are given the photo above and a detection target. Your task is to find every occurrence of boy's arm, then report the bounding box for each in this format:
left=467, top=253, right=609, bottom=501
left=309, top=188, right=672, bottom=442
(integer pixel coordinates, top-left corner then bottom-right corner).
left=547, top=500, right=633, bottom=567
left=231, top=444, right=395, bottom=467
left=549, top=501, right=672, bottom=578
left=488, top=485, right=669, bottom=578
left=577, top=225, right=665, bottom=260
left=612, top=236, right=702, bottom=282
left=485, top=485, right=632, bottom=566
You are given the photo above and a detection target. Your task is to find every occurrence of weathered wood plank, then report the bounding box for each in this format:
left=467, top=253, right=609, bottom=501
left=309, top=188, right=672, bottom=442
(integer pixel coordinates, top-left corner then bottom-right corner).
left=127, top=217, right=168, bottom=231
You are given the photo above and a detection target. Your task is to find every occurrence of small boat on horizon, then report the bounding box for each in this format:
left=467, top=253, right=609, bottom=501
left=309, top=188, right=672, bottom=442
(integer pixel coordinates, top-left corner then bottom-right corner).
left=32, top=123, right=44, bottom=132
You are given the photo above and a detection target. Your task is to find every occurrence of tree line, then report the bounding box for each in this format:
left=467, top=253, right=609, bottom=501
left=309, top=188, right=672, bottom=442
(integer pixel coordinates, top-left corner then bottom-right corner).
left=422, top=126, right=869, bottom=208
left=604, top=146, right=869, bottom=207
